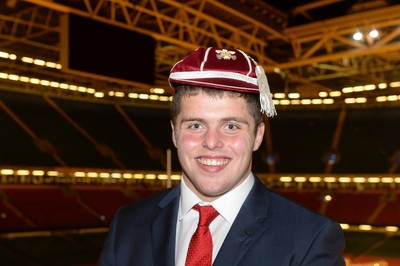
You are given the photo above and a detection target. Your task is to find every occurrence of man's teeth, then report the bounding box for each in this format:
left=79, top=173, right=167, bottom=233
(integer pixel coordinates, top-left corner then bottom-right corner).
left=197, top=158, right=228, bottom=166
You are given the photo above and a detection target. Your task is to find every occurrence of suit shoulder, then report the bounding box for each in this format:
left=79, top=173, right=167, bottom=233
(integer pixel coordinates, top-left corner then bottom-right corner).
left=116, top=185, right=178, bottom=219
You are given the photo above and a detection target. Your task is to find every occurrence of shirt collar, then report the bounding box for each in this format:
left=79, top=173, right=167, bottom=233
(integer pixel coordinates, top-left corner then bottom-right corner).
left=178, top=173, right=255, bottom=224
left=178, top=177, right=202, bottom=221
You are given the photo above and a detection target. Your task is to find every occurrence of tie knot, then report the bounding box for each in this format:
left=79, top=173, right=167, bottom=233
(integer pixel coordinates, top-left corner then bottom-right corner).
left=193, top=204, right=219, bottom=227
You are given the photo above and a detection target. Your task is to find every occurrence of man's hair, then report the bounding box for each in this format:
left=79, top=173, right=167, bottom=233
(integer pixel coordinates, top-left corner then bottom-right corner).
left=170, top=85, right=263, bottom=131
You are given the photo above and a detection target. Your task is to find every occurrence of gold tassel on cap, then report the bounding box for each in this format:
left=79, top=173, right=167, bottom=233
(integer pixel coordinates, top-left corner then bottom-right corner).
left=255, top=65, right=277, bottom=117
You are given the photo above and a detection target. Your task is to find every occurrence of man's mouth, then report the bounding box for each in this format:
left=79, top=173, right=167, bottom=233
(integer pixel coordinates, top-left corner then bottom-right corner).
left=196, top=158, right=229, bottom=166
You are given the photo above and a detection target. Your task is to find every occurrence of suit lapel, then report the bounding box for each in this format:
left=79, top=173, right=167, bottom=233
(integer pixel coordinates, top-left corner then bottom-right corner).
left=151, top=186, right=180, bottom=266
left=214, top=178, right=270, bottom=266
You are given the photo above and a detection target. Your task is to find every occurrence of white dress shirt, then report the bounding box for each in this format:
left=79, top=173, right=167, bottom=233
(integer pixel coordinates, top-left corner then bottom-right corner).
left=175, top=173, right=255, bottom=266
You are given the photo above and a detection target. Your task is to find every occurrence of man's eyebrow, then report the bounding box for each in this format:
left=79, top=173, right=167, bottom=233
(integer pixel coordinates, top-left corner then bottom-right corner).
left=180, top=117, right=205, bottom=123
left=222, top=117, right=249, bottom=124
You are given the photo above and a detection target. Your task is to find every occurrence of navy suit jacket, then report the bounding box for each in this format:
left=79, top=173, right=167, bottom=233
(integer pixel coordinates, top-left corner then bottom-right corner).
left=99, top=177, right=345, bottom=266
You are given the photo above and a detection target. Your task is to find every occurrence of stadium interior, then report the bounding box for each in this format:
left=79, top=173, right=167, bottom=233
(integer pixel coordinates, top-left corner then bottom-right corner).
left=1, top=0, right=400, bottom=265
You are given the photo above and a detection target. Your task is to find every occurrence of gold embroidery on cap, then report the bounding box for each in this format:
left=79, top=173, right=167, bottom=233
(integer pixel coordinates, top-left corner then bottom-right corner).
left=215, top=49, right=237, bottom=60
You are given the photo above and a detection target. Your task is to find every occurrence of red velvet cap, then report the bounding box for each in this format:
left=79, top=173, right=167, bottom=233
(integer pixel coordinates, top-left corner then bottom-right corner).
left=169, top=47, right=276, bottom=117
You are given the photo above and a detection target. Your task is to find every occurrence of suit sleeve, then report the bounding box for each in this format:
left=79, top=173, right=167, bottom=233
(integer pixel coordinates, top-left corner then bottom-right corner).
left=300, top=221, right=346, bottom=266
left=98, top=209, right=120, bottom=266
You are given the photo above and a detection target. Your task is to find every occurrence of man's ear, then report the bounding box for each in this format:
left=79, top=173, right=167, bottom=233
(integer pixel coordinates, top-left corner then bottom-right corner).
left=170, top=120, right=177, bottom=148
left=253, top=122, right=265, bottom=151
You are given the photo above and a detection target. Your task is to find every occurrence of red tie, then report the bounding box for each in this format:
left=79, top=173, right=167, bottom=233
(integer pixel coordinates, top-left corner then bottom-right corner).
left=185, top=204, right=219, bottom=266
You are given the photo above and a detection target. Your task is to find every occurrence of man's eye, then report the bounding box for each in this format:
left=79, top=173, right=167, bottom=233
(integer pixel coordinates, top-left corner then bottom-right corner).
left=189, top=123, right=201, bottom=129
left=226, top=124, right=238, bottom=130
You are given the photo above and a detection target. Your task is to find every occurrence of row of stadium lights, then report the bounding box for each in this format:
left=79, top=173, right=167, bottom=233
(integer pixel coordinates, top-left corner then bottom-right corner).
left=278, top=176, right=400, bottom=184
left=340, top=224, right=398, bottom=233
left=0, top=71, right=171, bottom=102
left=0, top=169, right=180, bottom=181
left=1, top=50, right=400, bottom=104
left=274, top=82, right=400, bottom=105
left=1, top=168, right=399, bottom=184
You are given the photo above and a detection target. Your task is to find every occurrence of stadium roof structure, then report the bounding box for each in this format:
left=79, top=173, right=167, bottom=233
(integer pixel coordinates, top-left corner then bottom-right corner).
left=0, top=0, right=400, bottom=109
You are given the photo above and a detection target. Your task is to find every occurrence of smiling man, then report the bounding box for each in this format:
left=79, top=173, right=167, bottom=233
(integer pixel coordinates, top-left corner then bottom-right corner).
left=99, top=47, right=345, bottom=266
left=170, top=86, right=264, bottom=202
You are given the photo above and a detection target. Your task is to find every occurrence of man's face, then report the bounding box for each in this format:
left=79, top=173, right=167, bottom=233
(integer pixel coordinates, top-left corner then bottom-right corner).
left=171, top=90, right=265, bottom=202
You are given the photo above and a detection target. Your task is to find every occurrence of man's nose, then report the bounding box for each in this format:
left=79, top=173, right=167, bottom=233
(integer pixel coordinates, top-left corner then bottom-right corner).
left=203, top=128, right=223, bottom=150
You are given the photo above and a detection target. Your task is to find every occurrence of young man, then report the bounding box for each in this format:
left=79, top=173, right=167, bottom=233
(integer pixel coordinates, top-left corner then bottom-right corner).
left=99, top=47, right=345, bottom=266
